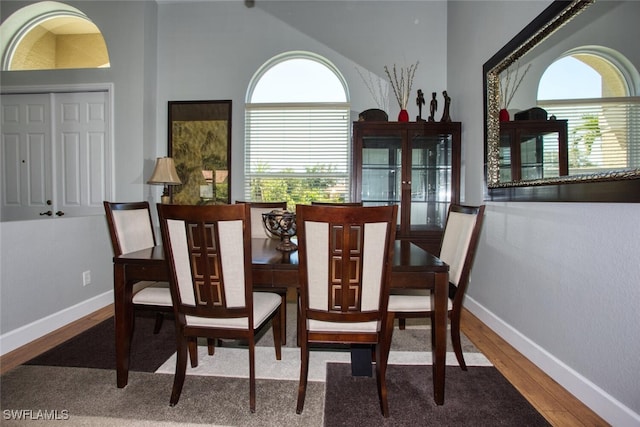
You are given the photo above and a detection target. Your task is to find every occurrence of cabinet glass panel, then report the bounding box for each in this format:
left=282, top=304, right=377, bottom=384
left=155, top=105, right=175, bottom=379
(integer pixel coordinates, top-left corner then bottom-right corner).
left=410, top=134, right=451, bottom=230
left=499, top=133, right=512, bottom=182
left=361, top=136, right=401, bottom=222
left=520, top=132, right=561, bottom=180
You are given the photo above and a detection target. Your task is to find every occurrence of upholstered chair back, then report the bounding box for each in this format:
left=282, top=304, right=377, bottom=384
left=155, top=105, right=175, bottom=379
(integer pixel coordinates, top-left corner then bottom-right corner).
left=439, top=210, right=478, bottom=286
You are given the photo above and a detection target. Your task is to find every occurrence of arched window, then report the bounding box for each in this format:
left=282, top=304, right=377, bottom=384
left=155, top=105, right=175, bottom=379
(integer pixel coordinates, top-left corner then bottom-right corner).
left=244, top=51, right=351, bottom=205
left=0, top=1, right=109, bottom=71
left=537, top=47, right=640, bottom=174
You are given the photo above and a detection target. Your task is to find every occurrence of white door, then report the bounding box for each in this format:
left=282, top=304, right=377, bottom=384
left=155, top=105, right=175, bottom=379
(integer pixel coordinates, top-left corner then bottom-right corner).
left=1, top=93, right=53, bottom=221
left=1, top=91, right=111, bottom=221
left=54, top=91, right=110, bottom=218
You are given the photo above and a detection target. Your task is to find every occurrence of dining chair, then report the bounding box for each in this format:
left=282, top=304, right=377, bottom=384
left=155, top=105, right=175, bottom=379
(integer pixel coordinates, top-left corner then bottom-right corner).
left=388, top=204, right=485, bottom=370
left=157, top=203, right=282, bottom=412
left=310, top=201, right=363, bottom=206
left=235, top=200, right=288, bottom=344
left=103, top=201, right=172, bottom=334
left=295, top=204, right=398, bottom=417
left=235, top=200, right=288, bottom=238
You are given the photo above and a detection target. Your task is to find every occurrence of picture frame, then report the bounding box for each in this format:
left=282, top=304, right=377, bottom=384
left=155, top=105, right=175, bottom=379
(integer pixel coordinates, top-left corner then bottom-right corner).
left=168, top=100, right=231, bottom=205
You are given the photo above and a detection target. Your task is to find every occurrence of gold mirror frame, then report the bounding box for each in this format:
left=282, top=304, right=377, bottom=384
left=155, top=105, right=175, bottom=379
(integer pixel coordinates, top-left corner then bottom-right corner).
left=483, top=0, right=640, bottom=202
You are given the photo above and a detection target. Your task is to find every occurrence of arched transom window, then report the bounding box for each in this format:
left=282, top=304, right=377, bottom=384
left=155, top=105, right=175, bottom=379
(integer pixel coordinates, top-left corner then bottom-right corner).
left=1, top=1, right=110, bottom=71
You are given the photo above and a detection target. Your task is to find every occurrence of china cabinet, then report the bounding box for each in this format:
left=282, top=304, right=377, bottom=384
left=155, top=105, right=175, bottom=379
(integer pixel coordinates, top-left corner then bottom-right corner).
left=352, top=121, right=461, bottom=253
left=498, top=120, right=568, bottom=182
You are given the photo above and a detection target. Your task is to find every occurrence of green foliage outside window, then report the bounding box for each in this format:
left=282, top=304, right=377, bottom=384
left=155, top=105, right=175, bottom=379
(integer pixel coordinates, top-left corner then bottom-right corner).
left=570, top=115, right=601, bottom=169
left=249, top=164, right=346, bottom=210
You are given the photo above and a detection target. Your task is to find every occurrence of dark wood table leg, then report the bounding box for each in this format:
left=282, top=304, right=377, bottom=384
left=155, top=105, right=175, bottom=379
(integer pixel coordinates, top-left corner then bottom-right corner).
left=114, top=264, right=132, bottom=388
left=432, top=271, right=447, bottom=405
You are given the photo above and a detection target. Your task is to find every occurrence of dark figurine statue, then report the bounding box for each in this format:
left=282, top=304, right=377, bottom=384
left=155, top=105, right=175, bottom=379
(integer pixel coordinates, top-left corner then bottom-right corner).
left=428, top=92, right=437, bottom=122
left=416, top=89, right=426, bottom=122
left=440, top=90, right=451, bottom=122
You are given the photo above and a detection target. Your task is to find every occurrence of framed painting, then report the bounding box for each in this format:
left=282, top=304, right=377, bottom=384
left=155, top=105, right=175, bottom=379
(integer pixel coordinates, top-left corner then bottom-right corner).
left=168, top=100, right=231, bottom=205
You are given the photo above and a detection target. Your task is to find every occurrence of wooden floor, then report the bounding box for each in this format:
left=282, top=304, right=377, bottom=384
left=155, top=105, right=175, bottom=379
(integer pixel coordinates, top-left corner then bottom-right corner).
left=0, top=305, right=608, bottom=426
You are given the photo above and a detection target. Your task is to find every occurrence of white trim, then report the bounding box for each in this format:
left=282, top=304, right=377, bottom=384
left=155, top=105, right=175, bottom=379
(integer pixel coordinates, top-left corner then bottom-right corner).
left=0, top=82, right=114, bottom=95
left=0, top=291, right=113, bottom=356
left=465, top=296, right=640, bottom=427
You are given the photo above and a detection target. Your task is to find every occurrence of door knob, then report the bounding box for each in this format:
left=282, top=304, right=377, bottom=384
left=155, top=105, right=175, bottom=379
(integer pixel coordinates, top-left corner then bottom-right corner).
left=40, top=210, right=53, bottom=216
left=56, top=211, right=65, bottom=216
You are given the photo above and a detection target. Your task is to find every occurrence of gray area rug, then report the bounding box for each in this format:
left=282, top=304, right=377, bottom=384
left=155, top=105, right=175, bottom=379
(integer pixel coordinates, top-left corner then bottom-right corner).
left=324, top=363, right=550, bottom=426
left=2, top=304, right=548, bottom=426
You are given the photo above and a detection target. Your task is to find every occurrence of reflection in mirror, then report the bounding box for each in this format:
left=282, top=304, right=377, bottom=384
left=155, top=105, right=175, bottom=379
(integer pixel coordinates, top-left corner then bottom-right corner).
left=484, top=0, right=640, bottom=202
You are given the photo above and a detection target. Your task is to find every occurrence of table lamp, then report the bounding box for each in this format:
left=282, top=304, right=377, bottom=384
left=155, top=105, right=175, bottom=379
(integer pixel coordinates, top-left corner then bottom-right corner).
left=148, top=157, right=181, bottom=204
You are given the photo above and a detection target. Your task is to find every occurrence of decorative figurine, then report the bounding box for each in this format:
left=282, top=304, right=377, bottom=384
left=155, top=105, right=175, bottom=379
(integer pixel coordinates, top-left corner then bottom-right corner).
left=440, top=90, right=452, bottom=122
left=428, top=92, right=437, bottom=122
left=416, top=89, right=426, bottom=122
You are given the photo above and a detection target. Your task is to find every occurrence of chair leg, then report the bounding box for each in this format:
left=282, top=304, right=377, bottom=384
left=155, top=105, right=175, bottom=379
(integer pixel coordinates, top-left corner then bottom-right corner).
left=272, top=306, right=283, bottom=361
left=450, top=311, right=467, bottom=371
left=153, top=312, right=164, bottom=334
left=280, top=292, right=287, bottom=345
left=207, top=338, right=216, bottom=356
left=398, top=317, right=406, bottom=330
left=377, top=314, right=395, bottom=417
left=296, top=339, right=310, bottom=414
left=188, top=338, right=198, bottom=368
left=247, top=338, right=256, bottom=413
left=170, top=337, right=188, bottom=406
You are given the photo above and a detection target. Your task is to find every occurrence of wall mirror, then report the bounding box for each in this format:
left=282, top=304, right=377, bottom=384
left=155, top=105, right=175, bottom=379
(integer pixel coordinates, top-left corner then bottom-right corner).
left=484, top=0, right=640, bottom=202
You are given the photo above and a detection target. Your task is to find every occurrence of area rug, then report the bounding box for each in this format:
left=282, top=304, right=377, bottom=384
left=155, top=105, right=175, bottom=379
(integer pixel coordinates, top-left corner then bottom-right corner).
left=24, top=311, right=176, bottom=372
left=324, top=363, right=550, bottom=426
left=3, top=306, right=549, bottom=426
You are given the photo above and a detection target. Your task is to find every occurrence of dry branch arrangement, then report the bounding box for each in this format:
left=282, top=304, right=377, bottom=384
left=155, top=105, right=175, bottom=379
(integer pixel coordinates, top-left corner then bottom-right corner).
left=384, top=62, right=419, bottom=110
left=500, top=61, right=531, bottom=110
left=355, top=67, right=389, bottom=111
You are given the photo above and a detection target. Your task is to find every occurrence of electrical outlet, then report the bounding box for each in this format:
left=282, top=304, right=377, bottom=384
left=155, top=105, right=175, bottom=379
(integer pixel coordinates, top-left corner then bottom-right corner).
left=82, top=270, right=91, bottom=286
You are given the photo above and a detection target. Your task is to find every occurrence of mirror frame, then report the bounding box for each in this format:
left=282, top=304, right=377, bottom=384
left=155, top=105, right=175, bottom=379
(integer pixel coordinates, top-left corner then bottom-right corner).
left=483, top=0, right=640, bottom=202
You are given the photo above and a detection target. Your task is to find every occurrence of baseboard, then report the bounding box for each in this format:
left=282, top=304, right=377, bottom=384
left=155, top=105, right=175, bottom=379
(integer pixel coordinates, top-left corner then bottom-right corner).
left=0, top=291, right=113, bottom=356
left=465, top=296, right=640, bottom=427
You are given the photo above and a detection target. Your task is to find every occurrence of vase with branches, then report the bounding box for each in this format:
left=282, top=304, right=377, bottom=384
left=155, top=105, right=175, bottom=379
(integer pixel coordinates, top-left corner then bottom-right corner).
left=499, top=61, right=531, bottom=121
left=384, top=62, right=419, bottom=122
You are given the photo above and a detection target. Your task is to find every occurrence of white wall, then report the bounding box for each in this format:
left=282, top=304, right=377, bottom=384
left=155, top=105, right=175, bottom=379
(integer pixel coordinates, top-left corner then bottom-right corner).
left=0, top=0, right=159, bottom=352
left=448, top=2, right=640, bottom=426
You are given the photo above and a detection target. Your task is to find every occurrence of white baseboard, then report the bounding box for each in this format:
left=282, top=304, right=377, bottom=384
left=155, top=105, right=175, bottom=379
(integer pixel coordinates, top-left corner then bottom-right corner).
left=465, top=296, right=640, bottom=427
left=0, top=291, right=113, bottom=356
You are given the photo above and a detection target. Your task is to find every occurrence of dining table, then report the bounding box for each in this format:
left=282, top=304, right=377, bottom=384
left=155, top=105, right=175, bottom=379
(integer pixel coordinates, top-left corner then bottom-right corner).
left=112, top=237, right=449, bottom=405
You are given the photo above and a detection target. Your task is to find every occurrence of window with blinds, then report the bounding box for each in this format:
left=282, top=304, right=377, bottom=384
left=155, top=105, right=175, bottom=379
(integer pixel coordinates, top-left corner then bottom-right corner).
left=244, top=103, right=350, bottom=204
left=538, top=97, right=640, bottom=175
left=244, top=52, right=351, bottom=206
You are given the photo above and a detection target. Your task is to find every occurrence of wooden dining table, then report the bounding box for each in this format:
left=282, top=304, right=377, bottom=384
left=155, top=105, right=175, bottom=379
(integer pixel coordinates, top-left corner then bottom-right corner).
left=112, top=237, right=449, bottom=405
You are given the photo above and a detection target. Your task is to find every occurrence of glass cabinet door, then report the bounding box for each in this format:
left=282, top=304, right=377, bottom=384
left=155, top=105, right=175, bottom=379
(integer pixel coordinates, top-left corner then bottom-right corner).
left=352, top=121, right=460, bottom=250
left=360, top=135, right=402, bottom=226
left=410, top=133, right=452, bottom=230
left=499, top=133, right=513, bottom=182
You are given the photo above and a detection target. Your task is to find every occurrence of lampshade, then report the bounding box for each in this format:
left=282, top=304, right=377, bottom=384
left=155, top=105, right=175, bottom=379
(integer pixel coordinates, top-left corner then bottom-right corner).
left=148, top=157, right=181, bottom=185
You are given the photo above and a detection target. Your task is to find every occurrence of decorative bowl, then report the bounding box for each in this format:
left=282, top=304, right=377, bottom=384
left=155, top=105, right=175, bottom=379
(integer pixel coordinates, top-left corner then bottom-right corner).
left=262, top=210, right=297, bottom=252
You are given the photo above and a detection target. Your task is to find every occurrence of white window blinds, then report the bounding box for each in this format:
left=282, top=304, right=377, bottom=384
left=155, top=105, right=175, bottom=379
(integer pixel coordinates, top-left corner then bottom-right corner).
left=538, top=96, right=640, bottom=175
left=244, top=103, right=351, bottom=203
